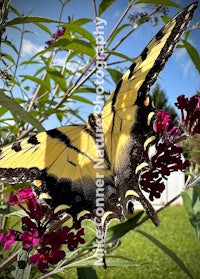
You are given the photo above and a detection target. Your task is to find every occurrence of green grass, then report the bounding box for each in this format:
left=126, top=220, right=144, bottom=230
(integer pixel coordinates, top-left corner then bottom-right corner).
left=60, top=206, right=200, bottom=279
left=93, top=206, right=200, bottom=279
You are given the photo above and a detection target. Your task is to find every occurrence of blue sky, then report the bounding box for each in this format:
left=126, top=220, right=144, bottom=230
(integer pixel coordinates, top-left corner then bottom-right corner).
left=4, top=0, right=200, bottom=129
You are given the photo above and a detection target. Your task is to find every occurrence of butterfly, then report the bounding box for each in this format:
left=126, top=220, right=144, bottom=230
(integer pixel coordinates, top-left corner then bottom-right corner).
left=0, top=2, right=197, bottom=229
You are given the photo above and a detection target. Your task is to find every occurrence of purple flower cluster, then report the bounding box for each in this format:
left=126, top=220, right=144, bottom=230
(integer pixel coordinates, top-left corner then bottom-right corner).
left=45, top=27, right=66, bottom=46
left=0, top=188, right=85, bottom=271
left=175, top=94, right=200, bottom=136
left=140, top=94, right=200, bottom=201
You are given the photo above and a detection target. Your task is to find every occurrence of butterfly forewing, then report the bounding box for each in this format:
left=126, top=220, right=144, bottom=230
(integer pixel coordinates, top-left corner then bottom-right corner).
left=102, top=2, right=198, bottom=169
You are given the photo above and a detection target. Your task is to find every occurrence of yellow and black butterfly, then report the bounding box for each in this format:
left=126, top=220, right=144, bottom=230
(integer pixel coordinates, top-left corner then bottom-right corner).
left=0, top=2, right=198, bottom=227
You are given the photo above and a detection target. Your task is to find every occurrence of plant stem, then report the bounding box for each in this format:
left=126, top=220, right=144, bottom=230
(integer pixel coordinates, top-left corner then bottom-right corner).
left=0, top=250, right=20, bottom=273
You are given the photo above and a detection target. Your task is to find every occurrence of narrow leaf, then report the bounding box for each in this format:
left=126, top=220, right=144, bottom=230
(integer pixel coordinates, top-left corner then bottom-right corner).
left=53, top=38, right=95, bottom=57
left=9, top=5, right=21, bottom=16
left=34, top=22, right=52, bottom=35
left=182, top=40, right=200, bottom=74
left=181, top=191, right=194, bottom=220
left=21, top=75, right=50, bottom=91
left=73, top=18, right=92, bottom=26
left=64, top=23, right=95, bottom=44
left=136, top=0, right=180, bottom=7
left=6, top=209, right=27, bottom=218
left=3, top=39, right=19, bottom=54
left=193, top=185, right=200, bottom=196
left=106, top=68, right=123, bottom=84
left=4, top=53, right=15, bottom=64
left=161, top=15, right=171, bottom=24
left=46, top=69, right=67, bottom=91
left=74, top=87, right=97, bottom=94
left=65, top=255, right=138, bottom=268
left=6, top=16, right=64, bottom=26
left=91, top=255, right=139, bottom=268
left=105, top=50, right=134, bottom=62
left=136, top=229, right=193, bottom=279
left=34, top=39, right=95, bottom=58
left=98, top=0, right=115, bottom=16
left=0, top=90, right=45, bottom=132
left=106, top=211, right=144, bottom=243
left=70, top=95, right=93, bottom=105
left=182, top=188, right=200, bottom=239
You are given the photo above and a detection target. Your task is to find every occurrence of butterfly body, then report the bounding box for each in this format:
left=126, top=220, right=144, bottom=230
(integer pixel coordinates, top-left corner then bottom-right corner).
left=0, top=2, right=198, bottom=227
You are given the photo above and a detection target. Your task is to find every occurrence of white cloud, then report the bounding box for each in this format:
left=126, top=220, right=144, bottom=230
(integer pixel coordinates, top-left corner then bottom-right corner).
left=53, top=57, right=67, bottom=66
left=21, top=39, right=44, bottom=56
left=52, top=58, right=83, bottom=73
left=131, top=3, right=147, bottom=14
left=174, top=46, right=194, bottom=78
left=180, top=59, right=193, bottom=78
left=174, top=47, right=187, bottom=60
left=174, top=38, right=197, bottom=78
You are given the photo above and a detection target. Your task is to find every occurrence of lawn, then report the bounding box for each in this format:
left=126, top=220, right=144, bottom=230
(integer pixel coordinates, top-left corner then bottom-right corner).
left=56, top=206, right=200, bottom=279
left=92, top=206, right=200, bottom=279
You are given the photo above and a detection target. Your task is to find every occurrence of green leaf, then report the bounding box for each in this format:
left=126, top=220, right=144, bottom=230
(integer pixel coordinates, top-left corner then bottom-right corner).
left=193, top=185, right=200, bottom=196
left=98, top=0, right=115, bottom=16
left=105, top=211, right=144, bottom=243
left=0, top=89, right=45, bottom=132
left=34, top=38, right=95, bottom=58
left=161, top=15, right=171, bottom=24
left=9, top=5, right=21, bottom=16
left=106, top=68, right=123, bottom=84
left=64, top=23, right=95, bottom=44
left=105, top=50, right=134, bottom=62
left=20, top=60, right=42, bottom=66
left=15, top=249, right=31, bottom=279
left=70, top=95, right=93, bottom=105
left=21, top=75, right=51, bottom=91
left=77, top=267, right=98, bottom=279
left=136, top=0, right=180, bottom=8
left=6, top=209, right=27, bottom=218
left=46, top=69, right=67, bottom=91
left=0, top=106, right=8, bottom=117
left=3, top=39, right=19, bottom=54
left=90, top=255, right=139, bottom=268
left=182, top=40, right=200, bottom=74
left=53, top=38, right=96, bottom=57
left=136, top=229, right=193, bottom=279
left=182, top=188, right=200, bottom=239
left=74, top=87, right=97, bottom=94
left=5, top=16, right=64, bottom=26
left=4, top=53, right=15, bottom=64
left=182, top=191, right=194, bottom=219
left=73, top=18, right=93, bottom=26
left=61, top=254, right=139, bottom=269
left=34, top=22, right=52, bottom=35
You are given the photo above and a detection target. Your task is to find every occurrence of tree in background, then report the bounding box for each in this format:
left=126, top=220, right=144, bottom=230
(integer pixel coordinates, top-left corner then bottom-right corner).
left=151, top=83, right=177, bottom=125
